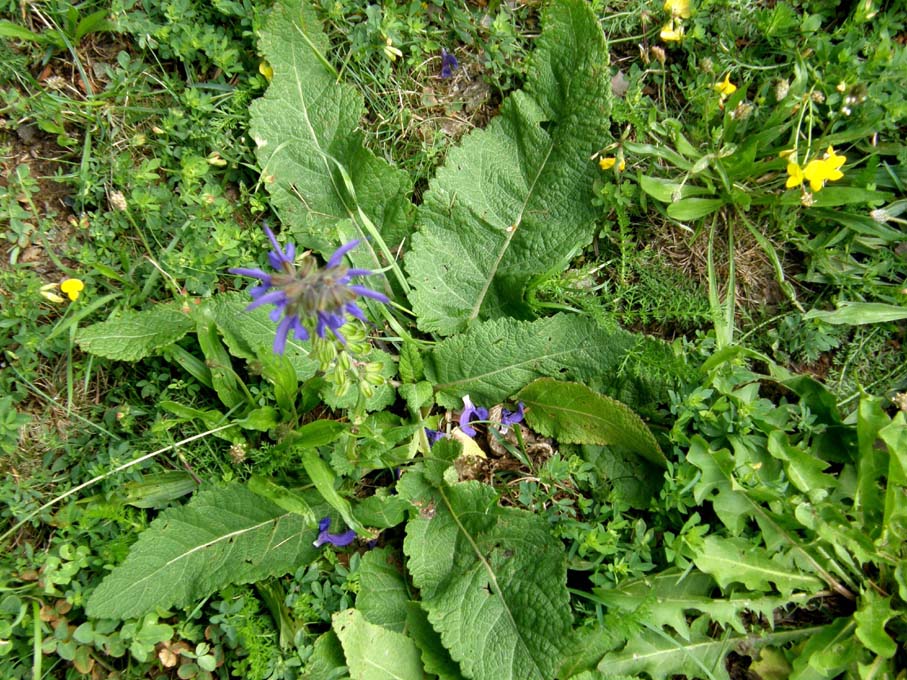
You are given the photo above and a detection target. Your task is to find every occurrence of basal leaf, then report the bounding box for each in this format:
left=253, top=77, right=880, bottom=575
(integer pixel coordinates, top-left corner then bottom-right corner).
left=76, top=304, right=194, bottom=361
left=405, top=0, right=612, bottom=334
left=692, top=536, right=823, bottom=598
left=853, top=590, right=897, bottom=659
left=251, top=0, right=412, bottom=266
left=208, top=292, right=318, bottom=380
left=427, top=314, right=676, bottom=410
left=518, top=378, right=666, bottom=467
left=86, top=483, right=320, bottom=619
left=356, top=548, right=409, bottom=633
left=405, top=603, right=466, bottom=680
left=402, top=474, right=572, bottom=680
left=333, top=608, right=424, bottom=680
left=597, top=624, right=814, bottom=680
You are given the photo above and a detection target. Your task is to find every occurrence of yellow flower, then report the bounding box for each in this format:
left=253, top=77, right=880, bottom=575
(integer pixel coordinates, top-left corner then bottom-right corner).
left=660, top=18, right=684, bottom=42
left=599, top=157, right=626, bottom=172
left=785, top=161, right=805, bottom=189
left=663, top=0, right=691, bottom=19
left=60, top=278, right=85, bottom=301
left=259, top=61, right=273, bottom=82
left=714, top=73, right=737, bottom=97
left=822, top=145, right=846, bottom=173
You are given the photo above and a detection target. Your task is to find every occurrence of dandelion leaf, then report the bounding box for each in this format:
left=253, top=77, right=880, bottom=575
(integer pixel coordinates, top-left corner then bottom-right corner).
left=402, top=473, right=572, bottom=680
left=86, top=483, right=320, bottom=619
left=251, top=0, right=412, bottom=259
left=405, top=0, right=612, bottom=334
left=76, top=304, right=194, bottom=361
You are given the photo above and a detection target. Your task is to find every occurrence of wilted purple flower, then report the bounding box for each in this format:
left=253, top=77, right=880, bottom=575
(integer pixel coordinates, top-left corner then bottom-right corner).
left=313, top=517, right=357, bottom=548
left=425, top=428, right=445, bottom=445
left=229, top=225, right=388, bottom=354
left=440, top=49, right=458, bottom=79
left=458, top=394, right=489, bottom=438
left=501, top=402, right=525, bottom=427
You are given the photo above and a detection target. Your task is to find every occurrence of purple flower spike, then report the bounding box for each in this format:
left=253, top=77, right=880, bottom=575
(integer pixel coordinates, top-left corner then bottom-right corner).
left=458, top=394, right=489, bottom=438
left=229, top=225, right=389, bottom=354
left=501, top=402, right=525, bottom=426
left=440, top=49, right=458, bottom=79
left=313, top=517, right=357, bottom=548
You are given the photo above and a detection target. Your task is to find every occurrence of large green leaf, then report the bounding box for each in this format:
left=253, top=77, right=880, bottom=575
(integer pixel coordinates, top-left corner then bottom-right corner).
left=597, top=623, right=815, bottom=680
left=426, top=315, right=678, bottom=410
left=401, top=473, right=572, bottom=680
left=518, top=378, right=666, bottom=467
left=355, top=548, right=410, bottom=633
left=405, top=0, right=612, bottom=334
left=692, top=536, right=823, bottom=598
left=76, top=304, right=194, bottom=361
left=332, top=608, right=424, bottom=680
left=250, top=0, right=412, bottom=263
left=86, top=483, right=320, bottom=619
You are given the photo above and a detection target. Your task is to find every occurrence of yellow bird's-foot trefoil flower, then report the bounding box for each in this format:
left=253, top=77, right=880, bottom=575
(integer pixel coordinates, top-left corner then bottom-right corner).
left=598, top=156, right=625, bottom=172
left=714, top=73, right=737, bottom=97
left=785, top=161, right=805, bottom=189
left=60, top=278, right=85, bottom=301
left=660, top=18, right=684, bottom=42
left=803, top=146, right=845, bottom=192
left=664, top=0, right=691, bottom=19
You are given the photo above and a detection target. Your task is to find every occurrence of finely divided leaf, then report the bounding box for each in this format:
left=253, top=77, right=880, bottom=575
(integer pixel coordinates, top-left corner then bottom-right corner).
left=251, top=0, right=412, bottom=260
left=518, top=378, right=665, bottom=467
left=86, top=483, right=320, bottom=619
left=426, top=315, right=661, bottom=409
left=405, top=0, right=612, bottom=334
left=403, top=475, right=572, bottom=680
left=76, top=304, right=194, bottom=361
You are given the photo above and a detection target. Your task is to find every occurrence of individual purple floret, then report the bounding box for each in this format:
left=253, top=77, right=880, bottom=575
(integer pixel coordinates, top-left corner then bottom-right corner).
left=458, top=395, right=489, bottom=438
left=313, top=517, right=357, bottom=548
left=440, top=49, right=458, bottom=78
left=501, top=402, right=525, bottom=427
left=229, top=225, right=388, bottom=354
left=425, top=428, right=445, bottom=445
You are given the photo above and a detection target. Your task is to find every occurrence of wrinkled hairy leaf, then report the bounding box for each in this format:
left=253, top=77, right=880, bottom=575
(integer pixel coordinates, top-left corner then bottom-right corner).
left=355, top=547, right=409, bottom=633
left=427, top=314, right=678, bottom=410
left=86, top=483, right=320, bottom=619
left=405, top=0, right=612, bottom=334
left=402, top=473, right=572, bottom=680
left=518, top=378, right=665, bottom=467
left=332, top=608, right=424, bottom=680
left=250, top=0, right=412, bottom=262
left=76, top=304, right=194, bottom=361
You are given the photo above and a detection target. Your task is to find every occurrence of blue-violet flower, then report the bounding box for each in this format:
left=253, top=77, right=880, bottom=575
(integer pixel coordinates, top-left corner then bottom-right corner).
left=440, top=49, right=458, bottom=79
left=229, top=225, right=388, bottom=354
left=458, top=394, right=489, bottom=438
left=425, top=428, right=445, bottom=446
left=501, top=402, right=525, bottom=427
left=313, top=517, right=357, bottom=548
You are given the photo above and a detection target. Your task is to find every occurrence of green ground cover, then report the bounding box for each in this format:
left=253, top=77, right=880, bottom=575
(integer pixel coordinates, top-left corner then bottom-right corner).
left=1, top=0, right=906, bottom=677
